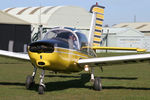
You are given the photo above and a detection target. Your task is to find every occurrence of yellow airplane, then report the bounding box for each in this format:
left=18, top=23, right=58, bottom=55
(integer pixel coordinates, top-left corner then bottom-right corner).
left=0, top=3, right=150, bottom=94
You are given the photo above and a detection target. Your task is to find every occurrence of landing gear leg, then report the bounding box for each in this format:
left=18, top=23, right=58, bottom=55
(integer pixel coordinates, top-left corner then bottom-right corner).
left=90, top=67, right=95, bottom=82
left=32, top=66, right=37, bottom=79
left=90, top=67, right=102, bottom=91
left=25, top=66, right=37, bottom=89
left=38, top=69, right=45, bottom=94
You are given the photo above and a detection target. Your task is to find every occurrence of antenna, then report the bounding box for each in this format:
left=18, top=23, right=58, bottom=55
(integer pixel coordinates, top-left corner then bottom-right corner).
left=96, top=2, right=98, bottom=5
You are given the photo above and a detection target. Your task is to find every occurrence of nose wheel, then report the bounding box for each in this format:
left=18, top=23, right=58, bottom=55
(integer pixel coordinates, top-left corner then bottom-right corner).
left=38, top=69, right=46, bottom=94
left=25, top=65, right=46, bottom=94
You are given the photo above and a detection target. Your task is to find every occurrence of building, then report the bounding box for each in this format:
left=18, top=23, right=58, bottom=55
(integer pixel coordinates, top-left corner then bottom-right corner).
left=0, top=10, right=31, bottom=52
left=101, top=27, right=150, bottom=52
left=3, top=6, right=92, bottom=41
left=113, top=22, right=150, bottom=35
left=4, top=6, right=149, bottom=52
left=112, top=23, right=150, bottom=52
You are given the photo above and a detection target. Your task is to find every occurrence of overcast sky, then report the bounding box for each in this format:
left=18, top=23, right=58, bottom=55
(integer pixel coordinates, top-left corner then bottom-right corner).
left=1, top=0, right=150, bottom=26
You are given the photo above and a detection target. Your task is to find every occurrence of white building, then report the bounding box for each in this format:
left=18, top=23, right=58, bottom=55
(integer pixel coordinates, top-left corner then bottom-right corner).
left=3, top=6, right=92, bottom=41
left=101, top=27, right=150, bottom=52
left=3, top=7, right=150, bottom=52
left=112, top=23, right=150, bottom=52
left=113, top=22, right=150, bottom=35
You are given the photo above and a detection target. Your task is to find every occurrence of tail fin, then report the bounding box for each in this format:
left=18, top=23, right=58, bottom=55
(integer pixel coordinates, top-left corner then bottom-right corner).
left=88, top=3, right=105, bottom=46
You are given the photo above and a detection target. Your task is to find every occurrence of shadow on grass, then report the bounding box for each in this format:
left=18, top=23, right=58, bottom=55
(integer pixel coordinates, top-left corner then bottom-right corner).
left=45, top=73, right=91, bottom=92
left=0, top=82, right=25, bottom=86
left=45, top=75, right=80, bottom=78
left=0, top=74, right=149, bottom=92
left=45, top=75, right=137, bottom=80
left=0, top=73, right=91, bottom=92
left=101, top=76, right=138, bottom=80
left=103, top=86, right=150, bottom=90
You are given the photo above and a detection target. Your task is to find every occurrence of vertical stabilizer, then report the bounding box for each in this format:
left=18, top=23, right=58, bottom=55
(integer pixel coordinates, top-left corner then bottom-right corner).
left=88, top=3, right=105, bottom=46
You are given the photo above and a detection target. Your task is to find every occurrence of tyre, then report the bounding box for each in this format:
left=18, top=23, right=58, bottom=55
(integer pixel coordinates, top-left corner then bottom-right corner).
left=25, top=75, right=34, bottom=89
left=93, top=77, right=102, bottom=91
left=38, top=85, right=45, bottom=94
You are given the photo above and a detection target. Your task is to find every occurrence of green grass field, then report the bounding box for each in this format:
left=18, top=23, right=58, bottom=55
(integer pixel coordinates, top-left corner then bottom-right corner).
left=0, top=53, right=150, bottom=100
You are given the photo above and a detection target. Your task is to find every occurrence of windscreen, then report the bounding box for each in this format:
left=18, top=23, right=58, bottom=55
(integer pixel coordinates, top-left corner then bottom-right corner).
left=43, top=29, right=79, bottom=50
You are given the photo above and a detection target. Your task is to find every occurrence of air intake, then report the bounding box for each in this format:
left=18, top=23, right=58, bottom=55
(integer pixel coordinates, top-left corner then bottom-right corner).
left=38, top=62, right=45, bottom=65
left=29, top=42, right=54, bottom=53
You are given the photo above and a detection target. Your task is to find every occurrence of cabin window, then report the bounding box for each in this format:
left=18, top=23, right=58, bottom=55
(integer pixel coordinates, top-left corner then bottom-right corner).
left=76, top=32, right=88, bottom=53
left=43, top=29, right=79, bottom=50
left=76, top=32, right=96, bottom=57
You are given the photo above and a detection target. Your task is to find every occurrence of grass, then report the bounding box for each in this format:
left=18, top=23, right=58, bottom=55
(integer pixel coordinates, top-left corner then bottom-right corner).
left=0, top=53, right=150, bottom=100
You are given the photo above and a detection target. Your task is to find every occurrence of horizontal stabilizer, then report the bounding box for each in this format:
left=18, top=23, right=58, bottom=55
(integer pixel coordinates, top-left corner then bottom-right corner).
left=92, top=46, right=146, bottom=52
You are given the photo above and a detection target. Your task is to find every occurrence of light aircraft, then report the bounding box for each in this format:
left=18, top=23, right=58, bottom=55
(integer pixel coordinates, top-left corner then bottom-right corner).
left=0, top=3, right=150, bottom=94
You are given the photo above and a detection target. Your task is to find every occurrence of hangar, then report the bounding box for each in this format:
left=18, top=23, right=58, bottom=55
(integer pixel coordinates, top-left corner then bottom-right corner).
left=112, top=23, right=150, bottom=52
left=3, top=6, right=92, bottom=41
left=101, top=27, right=150, bottom=52
left=3, top=6, right=149, bottom=52
left=113, top=22, right=150, bottom=35
left=0, top=10, right=31, bottom=52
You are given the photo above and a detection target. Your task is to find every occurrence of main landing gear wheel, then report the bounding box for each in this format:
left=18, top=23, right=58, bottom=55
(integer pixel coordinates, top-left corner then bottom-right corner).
left=93, top=77, right=102, bottom=91
left=25, top=75, right=35, bottom=89
left=38, top=85, right=45, bottom=94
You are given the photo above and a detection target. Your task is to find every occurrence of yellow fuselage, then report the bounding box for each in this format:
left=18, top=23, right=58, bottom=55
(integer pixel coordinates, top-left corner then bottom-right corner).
left=28, top=47, right=89, bottom=73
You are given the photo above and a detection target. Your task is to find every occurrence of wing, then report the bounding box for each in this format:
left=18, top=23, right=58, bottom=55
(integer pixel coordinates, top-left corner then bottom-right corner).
left=78, top=54, right=150, bottom=66
left=0, top=50, right=30, bottom=60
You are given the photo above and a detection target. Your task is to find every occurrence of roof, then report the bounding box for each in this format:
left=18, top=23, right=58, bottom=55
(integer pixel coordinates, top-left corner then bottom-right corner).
left=102, top=27, right=143, bottom=36
left=0, top=10, right=30, bottom=25
left=113, top=22, right=150, bottom=32
left=3, top=6, right=92, bottom=29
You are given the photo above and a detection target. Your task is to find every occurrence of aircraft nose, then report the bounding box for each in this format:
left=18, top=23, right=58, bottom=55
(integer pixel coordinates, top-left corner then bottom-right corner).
left=29, top=41, right=54, bottom=53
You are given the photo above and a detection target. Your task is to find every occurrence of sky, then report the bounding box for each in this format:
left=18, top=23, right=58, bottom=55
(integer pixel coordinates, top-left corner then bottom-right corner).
left=0, top=0, right=150, bottom=26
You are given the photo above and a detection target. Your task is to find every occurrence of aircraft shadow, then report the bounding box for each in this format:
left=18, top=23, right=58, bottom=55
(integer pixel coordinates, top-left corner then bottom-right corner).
left=45, top=74, right=80, bottom=78
left=101, top=76, right=138, bottom=80
left=102, top=86, right=150, bottom=90
left=45, top=73, right=91, bottom=92
left=45, top=75, right=137, bottom=80
left=0, top=74, right=91, bottom=92
left=0, top=74, right=149, bottom=92
left=0, top=82, right=25, bottom=86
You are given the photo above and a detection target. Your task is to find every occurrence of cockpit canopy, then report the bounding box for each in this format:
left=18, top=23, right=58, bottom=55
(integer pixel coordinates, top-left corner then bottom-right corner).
left=43, top=28, right=88, bottom=50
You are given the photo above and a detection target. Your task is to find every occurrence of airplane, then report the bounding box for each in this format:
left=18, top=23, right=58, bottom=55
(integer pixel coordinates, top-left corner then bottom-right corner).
left=0, top=3, right=150, bottom=94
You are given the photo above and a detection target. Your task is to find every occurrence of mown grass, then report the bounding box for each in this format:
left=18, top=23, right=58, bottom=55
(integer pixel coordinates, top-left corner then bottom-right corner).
left=0, top=53, right=150, bottom=100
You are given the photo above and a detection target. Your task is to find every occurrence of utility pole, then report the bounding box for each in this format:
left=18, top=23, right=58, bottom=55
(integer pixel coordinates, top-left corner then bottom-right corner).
left=134, top=15, right=136, bottom=23
left=106, top=29, right=109, bottom=53
left=39, top=0, right=42, bottom=40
